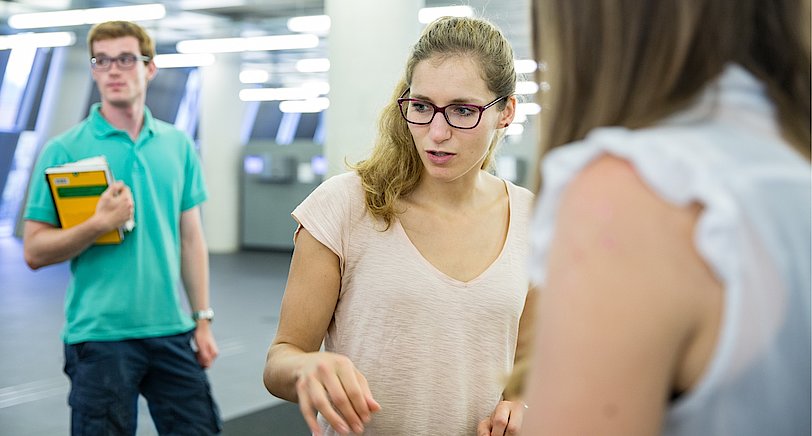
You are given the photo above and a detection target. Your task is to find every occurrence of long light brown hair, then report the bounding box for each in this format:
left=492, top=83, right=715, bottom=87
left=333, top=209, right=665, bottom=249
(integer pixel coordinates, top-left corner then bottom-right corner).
left=504, top=0, right=812, bottom=400
left=353, top=16, right=517, bottom=228
left=534, top=0, right=811, bottom=161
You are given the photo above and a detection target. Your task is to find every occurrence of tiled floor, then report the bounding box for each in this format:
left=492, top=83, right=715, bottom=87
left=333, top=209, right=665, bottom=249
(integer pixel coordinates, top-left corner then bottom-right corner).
left=0, top=236, right=308, bottom=435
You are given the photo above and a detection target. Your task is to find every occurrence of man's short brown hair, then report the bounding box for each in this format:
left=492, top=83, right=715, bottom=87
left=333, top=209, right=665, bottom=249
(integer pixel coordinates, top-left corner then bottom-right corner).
left=87, top=21, right=155, bottom=59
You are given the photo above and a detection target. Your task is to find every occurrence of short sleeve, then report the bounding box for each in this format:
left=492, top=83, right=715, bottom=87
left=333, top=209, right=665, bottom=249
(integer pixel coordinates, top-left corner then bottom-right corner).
left=23, top=141, right=72, bottom=225
left=530, top=141, right=600, bottom=287
left=291, top=172, right=358, bottom=268
left=180, top=135, right=208, bottom=211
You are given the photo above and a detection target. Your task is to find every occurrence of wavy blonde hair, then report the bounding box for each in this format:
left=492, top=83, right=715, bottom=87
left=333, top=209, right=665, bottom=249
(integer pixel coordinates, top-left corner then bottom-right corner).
left=353, top=16, right=517, bottom=228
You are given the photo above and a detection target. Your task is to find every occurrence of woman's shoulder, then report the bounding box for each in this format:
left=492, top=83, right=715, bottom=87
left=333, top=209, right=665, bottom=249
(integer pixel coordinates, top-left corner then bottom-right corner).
left=565, top=154, right=661, bottom=208
left=556, top=154, right=705, bottom=269
left=321, top=170, right=362, bottom=187
left=501, top=176, right=535, bottom=212
left=531, top=152, right=693, bottom=278
left=300, top=171, right=367, bottom=219
left=313, top=171, right=364, bottom=198
left=506, top=179, right=534, bottom=200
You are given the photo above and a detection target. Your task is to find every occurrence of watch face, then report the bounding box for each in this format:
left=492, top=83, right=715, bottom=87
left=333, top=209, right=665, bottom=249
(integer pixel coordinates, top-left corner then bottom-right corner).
left=193, top=309, right=214, bottom=321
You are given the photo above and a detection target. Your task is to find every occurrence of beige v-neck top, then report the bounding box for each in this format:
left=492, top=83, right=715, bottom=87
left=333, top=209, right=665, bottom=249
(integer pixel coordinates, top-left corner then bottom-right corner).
left=292, top=171, right=534, bottom=435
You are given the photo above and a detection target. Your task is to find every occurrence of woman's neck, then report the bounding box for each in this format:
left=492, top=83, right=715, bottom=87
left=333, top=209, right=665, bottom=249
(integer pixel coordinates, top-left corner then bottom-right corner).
left=409, top=170, right=497, bottom=211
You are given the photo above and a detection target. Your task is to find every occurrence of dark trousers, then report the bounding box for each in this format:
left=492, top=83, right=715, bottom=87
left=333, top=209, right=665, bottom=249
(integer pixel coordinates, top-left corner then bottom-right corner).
left=64, top=330, right=222, bottom=435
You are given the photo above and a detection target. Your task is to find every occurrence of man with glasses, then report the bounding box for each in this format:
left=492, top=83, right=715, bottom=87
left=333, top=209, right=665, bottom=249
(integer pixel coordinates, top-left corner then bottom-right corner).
left=23, top=21, right=221, bottom=435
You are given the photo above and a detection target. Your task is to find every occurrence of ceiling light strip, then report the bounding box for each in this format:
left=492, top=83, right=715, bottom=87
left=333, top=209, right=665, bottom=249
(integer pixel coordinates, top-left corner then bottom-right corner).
left=287, top=15, right=331, bottom=34
left=239, top=87, right=320, bottom=102
left=0, top=32, right=76, bottom=50
left=239, top=69, right=270, bottom=84
left=279, top=98, right=330, bottom=113
left=418, top=6, right=474, bottom=24
left=177, top=34, right=319, bottom=54
left=153, top=53, right=215, bottom=69
left=296, top=58, right=330, bottom=73
left=9, top=4, right=166, bottom=29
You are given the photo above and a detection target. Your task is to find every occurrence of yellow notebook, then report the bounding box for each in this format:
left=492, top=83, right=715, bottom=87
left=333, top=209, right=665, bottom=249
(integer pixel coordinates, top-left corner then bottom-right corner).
left=44, top=156, right=134, bottom=245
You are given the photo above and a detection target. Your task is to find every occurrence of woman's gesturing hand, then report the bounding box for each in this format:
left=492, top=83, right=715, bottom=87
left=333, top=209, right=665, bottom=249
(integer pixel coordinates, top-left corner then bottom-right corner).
left=296, top=352, right=381, bottom=435
left=477, top=400, right=526, bottom=436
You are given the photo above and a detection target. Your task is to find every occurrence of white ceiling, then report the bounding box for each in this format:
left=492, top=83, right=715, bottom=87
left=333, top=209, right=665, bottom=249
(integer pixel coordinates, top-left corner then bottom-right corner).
left=0, top=0, right=532, bottom=87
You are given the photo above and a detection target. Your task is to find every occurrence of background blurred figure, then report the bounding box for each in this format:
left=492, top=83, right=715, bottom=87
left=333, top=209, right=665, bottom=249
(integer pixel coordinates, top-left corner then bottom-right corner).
left=263, top=16, right=535, bottom=436
left=517, top=0, right=811, bottom=435
left=22, top=21, right=221, bottom=435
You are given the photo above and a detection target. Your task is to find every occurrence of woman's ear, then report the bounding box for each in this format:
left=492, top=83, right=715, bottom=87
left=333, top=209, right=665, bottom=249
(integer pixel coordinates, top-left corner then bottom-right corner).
left=499, top=95, right=517, bottom=128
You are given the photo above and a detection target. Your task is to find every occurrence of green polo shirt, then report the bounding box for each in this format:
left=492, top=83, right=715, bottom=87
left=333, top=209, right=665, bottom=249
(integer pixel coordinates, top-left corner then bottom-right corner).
left=24, top=104, right=208, bottom=344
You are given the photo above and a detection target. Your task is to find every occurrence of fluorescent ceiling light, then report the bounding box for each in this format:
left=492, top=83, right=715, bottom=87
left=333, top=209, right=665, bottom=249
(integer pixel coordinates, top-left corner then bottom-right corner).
left=239, top=87, right=321, bottom=102
left=505, top=123, right=524, bottom=136
left=301, top=81, right=330, bottom=95
left=287, top=15, right=330, bottom=34
left=177, top=34, right=319, bottom=54
left=8, top=4, right=165, bottom=29
left=512, top=112, right=528, bottom=124
left=153, top=53, right=215, bottom=68
left=515, top=80, right=539, bottom=95
left=239, top=69, right=270, bottom=84
left=0, top=32, right=76, bottom=50
left=516, top=102, right=542, bottom=116
left=239, top=82, right=328, bottom=101
left=514, top=59, right=538, bottom=74
left=19, top=0, right=71, bottom=8
left=177, top=38, right=240, bottom=54
left=243, top=34, right=320, bottom=51
left=177, top=0, right=245, bottom=9
left=418, top=6, right=474, bottom=24
left=296, top=58, right=330, bottom=73
left=280, top=98, right=330, bottom=113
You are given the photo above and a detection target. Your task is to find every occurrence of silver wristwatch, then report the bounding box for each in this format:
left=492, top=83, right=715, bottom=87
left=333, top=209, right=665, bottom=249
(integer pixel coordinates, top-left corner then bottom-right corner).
left=192, top=308, right=214, bottom=322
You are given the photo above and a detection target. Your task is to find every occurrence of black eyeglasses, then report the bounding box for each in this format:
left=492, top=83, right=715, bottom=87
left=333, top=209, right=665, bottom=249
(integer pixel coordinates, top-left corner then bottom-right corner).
left=397, top=89, right=507, bottom=129
left=90, top=54, right=151, bottom=71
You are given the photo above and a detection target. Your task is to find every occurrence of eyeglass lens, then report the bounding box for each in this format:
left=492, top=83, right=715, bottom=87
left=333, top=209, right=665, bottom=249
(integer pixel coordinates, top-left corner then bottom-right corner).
left=399, top=100, right=482, bottom=129
left=92, top=54, right=144, bottom=70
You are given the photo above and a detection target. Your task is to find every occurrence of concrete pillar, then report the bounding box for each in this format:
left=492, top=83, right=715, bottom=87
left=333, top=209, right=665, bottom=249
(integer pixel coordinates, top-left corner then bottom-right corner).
left=198, top=53, right=245, bottom=253
left=324, top=0, right=423, bottom=176
left=13, top=44, right=92, bottom=237
left=39, top=44, right=93, bottom=143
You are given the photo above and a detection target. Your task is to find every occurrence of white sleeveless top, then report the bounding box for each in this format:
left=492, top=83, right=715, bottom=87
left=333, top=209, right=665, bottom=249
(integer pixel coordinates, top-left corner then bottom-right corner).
left=294, top=172, right=535, bottom=435
left=530, top=65, right=811, bottom=436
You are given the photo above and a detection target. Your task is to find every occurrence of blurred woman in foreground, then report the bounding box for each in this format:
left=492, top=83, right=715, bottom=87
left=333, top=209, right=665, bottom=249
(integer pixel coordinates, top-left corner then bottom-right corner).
left=518, top=1, right=810, bottom=435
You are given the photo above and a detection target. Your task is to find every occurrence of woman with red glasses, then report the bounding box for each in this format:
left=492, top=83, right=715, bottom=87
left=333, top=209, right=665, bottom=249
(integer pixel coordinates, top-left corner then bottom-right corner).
left=264, top=15, right=534, bottom=436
